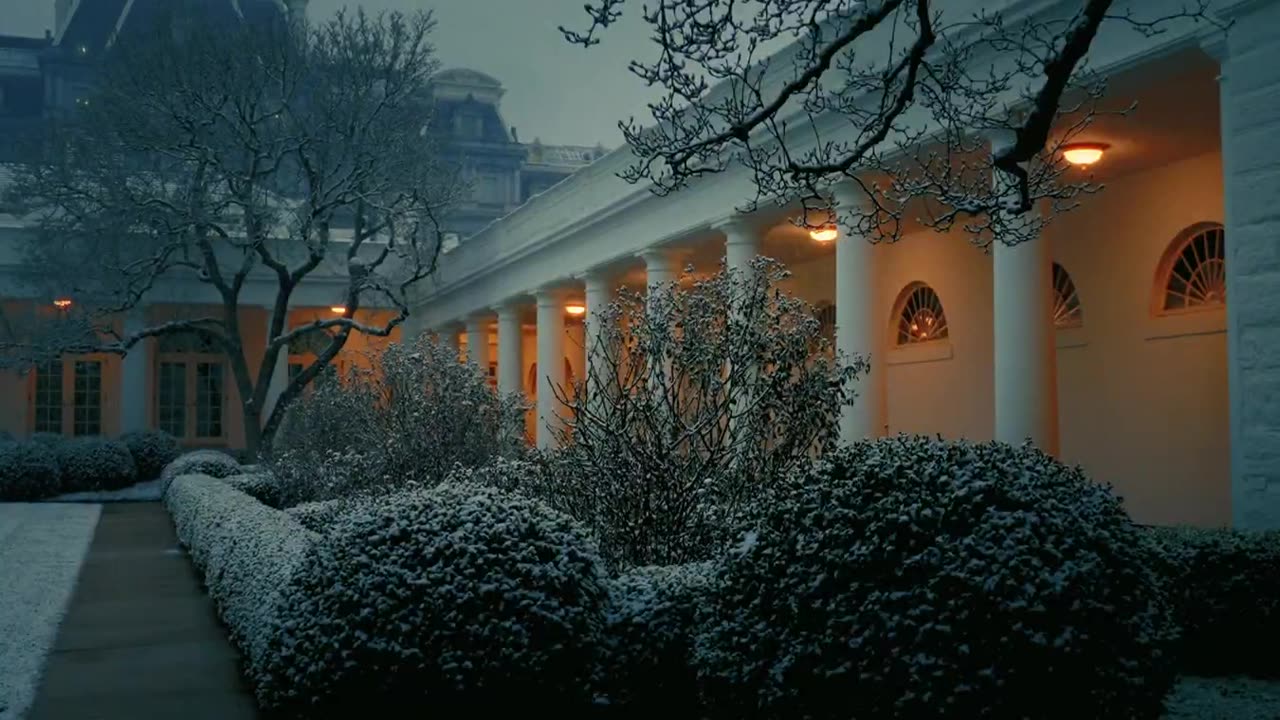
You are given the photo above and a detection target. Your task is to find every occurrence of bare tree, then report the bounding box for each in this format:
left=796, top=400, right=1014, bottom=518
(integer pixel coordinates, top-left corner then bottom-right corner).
left=562, top=0, right=1221, bottom=246
left=2, top=8, right=457, bottom=456
left=549, top=258, right=868, bottom=568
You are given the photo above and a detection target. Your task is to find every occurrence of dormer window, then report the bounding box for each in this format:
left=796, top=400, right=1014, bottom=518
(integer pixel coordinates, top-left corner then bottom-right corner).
left=455, top=111, right=483, bottom=139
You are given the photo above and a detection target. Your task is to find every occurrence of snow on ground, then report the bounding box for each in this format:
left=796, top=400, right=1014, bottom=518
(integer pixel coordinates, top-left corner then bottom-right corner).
left=0, top=503, right=101, bottom=720
left=49, top=478, right=164, bottom=503
left=1165, top=675, right=1280, bottom=719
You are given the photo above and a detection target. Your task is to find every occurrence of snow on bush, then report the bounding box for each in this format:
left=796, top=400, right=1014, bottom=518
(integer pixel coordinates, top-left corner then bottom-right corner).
left=283, top=498, right=352, bottom=533
left=695, top=436, right=1179, bottom=720
left=56, top=437, right=137, bottom=492
left=164, top=473, right=319, bottom=682
left=121, top=429, right=181, bottom=481
left=0, top=441, right=63, bottom=501
left=269, top=336, right=527, bottom=508
left=597, top=562, right=714, bottom=715
left=1146, top=525, right=1280, bottom=677
left=257, top=482, right=609, bottom=714
left=226, top=471, right=284, bottom=508
left=160, top=449, right=242, bottom=491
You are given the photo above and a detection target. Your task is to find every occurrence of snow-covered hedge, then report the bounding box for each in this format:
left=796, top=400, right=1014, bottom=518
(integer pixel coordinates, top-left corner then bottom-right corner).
left=160, top=450, right=242, bottom=491
left=0, top=441, right=63, bottom=501
left=597, top=562, right=714, bottom=715
left=164, top=473, right=319, bottom=682
left=121, top=429, right=181, bottom=481
left=695, top=436, right=1179, bottom=720
left=1146, top=525, right=1280, bottom=677
left=56, top=437, right=137, bottom=492
left=283, top=498, right=349, bottom=533
left=257, top=482, right=609, bottom=714
left=226, top=472, right=284, bottom=508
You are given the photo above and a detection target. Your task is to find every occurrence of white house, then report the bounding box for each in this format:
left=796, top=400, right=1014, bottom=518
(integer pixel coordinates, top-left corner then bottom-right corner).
left=405, top=0, right=1280, bottom=530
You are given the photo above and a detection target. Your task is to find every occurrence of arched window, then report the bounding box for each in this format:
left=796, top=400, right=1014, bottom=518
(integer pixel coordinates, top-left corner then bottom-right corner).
left=1053, top=262, right=1083, bottom=328
left=527, top=357, right=575, bottom=397
left=1157, top=222, right=1226, bottom=314
left=893, top=282, right=949, bottom=345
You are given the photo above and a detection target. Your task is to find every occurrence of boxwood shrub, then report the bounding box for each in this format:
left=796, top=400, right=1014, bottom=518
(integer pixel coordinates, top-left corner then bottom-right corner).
left=160, top=450, right=242, bottom=491
left=121, top=429, right=181, bottom=481
left=0, top=441, right=63, bottom=501
left=56, top=437, right=137, bottom=492
left=597, top=562, right=714, bottom=718
left=257, top=482, right=610, bottom=716
left=695, top=436, right=1178, bottom=720
left=1146, top=525, right=1280, bottom=677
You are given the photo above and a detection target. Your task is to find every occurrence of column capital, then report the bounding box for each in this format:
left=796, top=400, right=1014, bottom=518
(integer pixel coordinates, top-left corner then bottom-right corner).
left=712, top=213, right=760, bottom=242
left=828, top=182, right=871, bottom=210
left=492, top=296, right=529, bottom=315
left=535, top=286, right=572, bottom=307
left=638, top=246, right=683, bottom=269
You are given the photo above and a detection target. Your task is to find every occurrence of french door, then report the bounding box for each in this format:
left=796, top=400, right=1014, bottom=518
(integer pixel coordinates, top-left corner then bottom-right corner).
left=30, top=356, right=106, bottom=436
left=156, top=355, right=227, bottom=442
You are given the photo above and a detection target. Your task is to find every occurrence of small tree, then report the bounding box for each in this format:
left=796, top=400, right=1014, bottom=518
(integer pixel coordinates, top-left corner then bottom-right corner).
left=549, top=257, right=868, bottom=568
left=1, top=8, right=456, bottom=457
left=271, top=336, right=528, bottom=508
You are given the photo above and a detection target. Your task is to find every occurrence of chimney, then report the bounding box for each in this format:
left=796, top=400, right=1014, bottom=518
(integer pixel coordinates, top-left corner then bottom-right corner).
left=510, top=126, right=519, bottom=143
left=54, top=0, right=72, bottom=36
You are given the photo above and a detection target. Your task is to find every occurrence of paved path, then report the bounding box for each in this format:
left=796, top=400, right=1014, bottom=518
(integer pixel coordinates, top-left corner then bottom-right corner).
left=26, top=502, right=259, bottom=720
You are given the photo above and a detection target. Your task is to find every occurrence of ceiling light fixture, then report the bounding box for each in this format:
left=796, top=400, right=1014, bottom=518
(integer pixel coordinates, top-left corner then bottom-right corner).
left=565, top=303, right=587, bottom=316
left=330, top=305, right=347, bottom=314
left=1061, top=142, right=1109, bottom=167
left=809, top=223, right=839, bottom=242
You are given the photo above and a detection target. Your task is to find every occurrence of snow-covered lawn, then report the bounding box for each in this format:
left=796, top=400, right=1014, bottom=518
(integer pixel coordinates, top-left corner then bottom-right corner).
left=1165, top=675, right=1280, bottom=719
left=49, top=478, right=164, bottom=503
left=0, top=503, right=100, bottom=720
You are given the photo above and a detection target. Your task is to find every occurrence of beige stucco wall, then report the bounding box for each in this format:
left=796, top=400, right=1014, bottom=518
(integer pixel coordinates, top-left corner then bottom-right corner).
left=782, top=150, right=1229, bottom=527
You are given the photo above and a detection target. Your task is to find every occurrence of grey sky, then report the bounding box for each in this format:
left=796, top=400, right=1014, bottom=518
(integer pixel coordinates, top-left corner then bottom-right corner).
left=0, top=0, right=661, bottom=148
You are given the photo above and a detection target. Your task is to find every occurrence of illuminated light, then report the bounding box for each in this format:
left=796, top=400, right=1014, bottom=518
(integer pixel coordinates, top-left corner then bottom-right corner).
left=53, top=298, right=72, bottom=309
left=809, top=223, right=839, bottom=242
left=1061, top=142, right=1109, bottom=167
left=330, top=306, right=347, bottom=314
left=565, top=303, right=587, bottom=316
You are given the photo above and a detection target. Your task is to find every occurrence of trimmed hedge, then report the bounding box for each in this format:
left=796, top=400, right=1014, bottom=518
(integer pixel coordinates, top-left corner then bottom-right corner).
left=161, top=450, right=242, bottom=491
left=695, top=436, right=1178, bottom=720
left=164, top=473, right=319, bottom=681
left=1146, top=525, right=1280, bottom=678
left=283, top=498, right=349, bottom=534
left=0, top=441, right=63, bottom=501
left=121, top=429, right=181, bottom=481
left=597, top=563, right=714, bottom=717
left=257, top=482, right=610, bottom=715
left=56, top=437, right=137, bottom=492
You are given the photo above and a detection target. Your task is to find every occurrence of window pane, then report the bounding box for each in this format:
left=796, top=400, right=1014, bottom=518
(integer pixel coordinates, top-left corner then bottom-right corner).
left=158, top=362, right=187, bottom=438
left=33, top=360, right=63, bottom=433
left=72, top=360, right=102, bottom=436
left=195, top=362, right=223, bottom=438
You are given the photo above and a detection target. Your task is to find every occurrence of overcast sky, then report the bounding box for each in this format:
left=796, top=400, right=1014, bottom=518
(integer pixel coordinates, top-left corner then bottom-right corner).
left=0, top=0, right=661, bottom=148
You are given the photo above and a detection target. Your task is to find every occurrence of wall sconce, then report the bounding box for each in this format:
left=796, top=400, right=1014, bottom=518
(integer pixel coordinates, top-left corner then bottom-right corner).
left=53, top=298, right=72, bottom=309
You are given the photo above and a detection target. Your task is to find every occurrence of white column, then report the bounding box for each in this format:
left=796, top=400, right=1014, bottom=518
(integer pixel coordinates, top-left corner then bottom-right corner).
left=535, top=289, right=567, bottom=449
left=1208, top=16, right=1280, bottom=528
left=720, top=216, right=760, bottom=275
left=120, top=306, right=149, bottom=433
left=583, top=270, right=614, bottom=403
left=495, top=301, right=524, bottom=398
left=833, top=186, right=885, bottom=442
left=991, top=131, right=1058, bottom=455
left=641, top=248, right=679, bottom=297
left=465, top=315, right=488, bottom=367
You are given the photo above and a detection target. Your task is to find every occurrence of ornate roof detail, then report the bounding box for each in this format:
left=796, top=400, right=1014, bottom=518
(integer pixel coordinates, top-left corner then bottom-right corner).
left=432, top=68, right=503, bottom=89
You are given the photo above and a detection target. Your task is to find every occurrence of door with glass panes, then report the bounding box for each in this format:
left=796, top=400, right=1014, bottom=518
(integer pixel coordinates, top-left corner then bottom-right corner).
left=155, top=333, right=227, bottom=444
left=29, top=356, right=107, bottom=436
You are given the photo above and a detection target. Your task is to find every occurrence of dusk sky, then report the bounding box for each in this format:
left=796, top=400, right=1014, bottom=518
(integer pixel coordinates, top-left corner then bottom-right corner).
left=0, top=0, right=662, bottom=148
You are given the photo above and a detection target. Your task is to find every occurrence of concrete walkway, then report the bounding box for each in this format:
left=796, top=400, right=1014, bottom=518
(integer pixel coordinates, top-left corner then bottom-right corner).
left=26, top=503, right=259, bottom=719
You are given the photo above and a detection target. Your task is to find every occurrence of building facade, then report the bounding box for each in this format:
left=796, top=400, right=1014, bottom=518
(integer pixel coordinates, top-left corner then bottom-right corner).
left=406, top=0, right=1280, bottom=530
left=0, top=1, right=598, bottom=450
